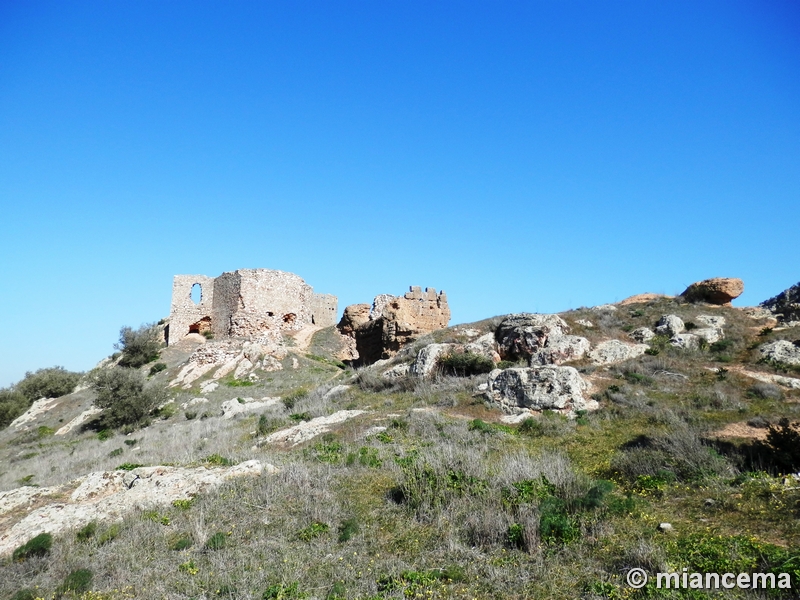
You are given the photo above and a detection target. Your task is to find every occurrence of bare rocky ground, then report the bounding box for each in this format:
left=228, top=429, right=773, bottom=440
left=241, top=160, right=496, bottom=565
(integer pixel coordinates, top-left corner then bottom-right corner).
left=2, top=288, right=800, bottom=599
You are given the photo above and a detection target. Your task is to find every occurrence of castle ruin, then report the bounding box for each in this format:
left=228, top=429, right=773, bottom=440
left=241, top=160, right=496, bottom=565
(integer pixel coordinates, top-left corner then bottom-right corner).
left=167, top=269, right=337, bottom=345
left=338, top=286, right=451, bottom=364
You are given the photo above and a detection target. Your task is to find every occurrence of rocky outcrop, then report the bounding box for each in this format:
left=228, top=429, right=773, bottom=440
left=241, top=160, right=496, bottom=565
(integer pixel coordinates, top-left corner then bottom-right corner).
left=262, top=410, right=367, bottom=446
left=9, top=398, right=58, bottom=430
left=0, top=461, right=274, bottom=558
left=337, top=287, right=451, bottom=365
left=759, top=340, right=800, bottom=366
left=655, top=315, right=685, bottom=337
left=670, top=334, right=700, bottom=350
left=464, top=333, right=502, bottom=364
left=618, top=293, right=670, bottom=306
left=760, top=282, right=800, bottom=323
left=588, top=340, right=649, bottom=365
left=630, top=327, right=655, bottom=343
left=485, top=366, right=596, bottom=414
left=170, top=335, right=286, bottom=389
left=495, top=314, right=570, bottom=361
left=411, top=343, right=456, bottom=377
left=530, top=335, right=590, bottom=366
left=681, top=278, right=744, bottom=305
left=221, top=396, right=280, bottom=419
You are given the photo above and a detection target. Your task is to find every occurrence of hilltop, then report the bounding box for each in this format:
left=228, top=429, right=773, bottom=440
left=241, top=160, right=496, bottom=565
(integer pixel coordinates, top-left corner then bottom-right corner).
left=1, top=276, right=800, bottom=600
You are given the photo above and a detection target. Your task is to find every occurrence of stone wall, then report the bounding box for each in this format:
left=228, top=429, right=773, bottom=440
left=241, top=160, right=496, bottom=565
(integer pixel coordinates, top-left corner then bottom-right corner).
left=311, top=293, right=339, bottom=327
left=167, top=269, right=337, bottom=345
left=168, top=275, right=216, bottom=344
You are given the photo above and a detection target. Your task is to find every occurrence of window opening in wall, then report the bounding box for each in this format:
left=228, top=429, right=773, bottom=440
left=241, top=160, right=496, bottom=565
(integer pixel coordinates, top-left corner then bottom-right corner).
left=190, top=283, right=202, bottom=304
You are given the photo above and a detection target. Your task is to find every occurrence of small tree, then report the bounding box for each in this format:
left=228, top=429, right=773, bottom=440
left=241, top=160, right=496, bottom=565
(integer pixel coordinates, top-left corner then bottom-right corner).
left=0, top=389, right=28, bottom=429
left=116, top=323, right=162, bottom=368
left=16, top=366, right=82, bottom=401
left=91, top=368, right=165, bottom=428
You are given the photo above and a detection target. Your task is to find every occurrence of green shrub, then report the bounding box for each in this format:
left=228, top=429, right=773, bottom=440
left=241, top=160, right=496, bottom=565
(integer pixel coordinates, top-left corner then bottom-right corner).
left=438, top=351, right=494, bottom=376
left=91, top=367, right=166, bottom=428
left=148, top=362, right=167, bottom=376
left=123, top=438, right=138, bottom=446
left=257, top=414, right=283, bottom=436
left=226, top=378, right=255, bottom=387
left=55, top=568, right=93, bottom=597
left=282, top=387, right=308, bottom=410
left=0, top=388, right=30, bottom=429
left=37, top=425, right=55, bottom=437
left=12, top=532, right=53, bottom=561
left=205, top=532, right=227, bottom=550
left=16, top=366, right=82, bottom=402
left=346, top=446, right=382, bottom=468
left=298, top=521, right=329, bottom=541
left=467, top=418, right=493, bottom=434
left=76, top=521, right=97, bottom=542
left=109, top=447, right=123, bottom=458
left=10, top=590, right=37, bottom=600
left=98, top=523, right=120, bottom=545
left=116, top=323, right=162, bottom=368
left=116, top=462, right=143, bottom=471
left=337, top=517, right=360, bottom=542
left=307, top=442, right=343, bottom=464
left=205, top=454, right=234, bottom=466
left=172, top=498, right=194, bottom=510
left=754, top=418, right=800, bottom=473
left=290, top=411, right=312, bottom=422
left=169, top=533, right=193, bottom=551
left=710, top=339, right=735, bottom=353
left=185, top=411, right=197, bottom=420
left=518, top=417, right=542, bottom=436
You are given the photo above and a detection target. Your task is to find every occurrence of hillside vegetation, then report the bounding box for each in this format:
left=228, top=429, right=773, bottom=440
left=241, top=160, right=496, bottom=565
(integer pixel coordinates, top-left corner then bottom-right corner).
left=1, top=297, right=800, bottom=599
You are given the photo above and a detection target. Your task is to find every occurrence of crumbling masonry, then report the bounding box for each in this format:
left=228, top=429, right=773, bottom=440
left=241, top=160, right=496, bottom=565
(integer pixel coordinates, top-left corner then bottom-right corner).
left=167, top=269, right=337, bottom=345
left=338, top=286, right=451, bottom=365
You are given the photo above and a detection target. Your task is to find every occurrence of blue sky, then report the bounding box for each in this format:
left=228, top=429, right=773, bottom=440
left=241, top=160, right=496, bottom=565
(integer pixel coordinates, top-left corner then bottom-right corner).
left=1, top=1, right=798, bottom=387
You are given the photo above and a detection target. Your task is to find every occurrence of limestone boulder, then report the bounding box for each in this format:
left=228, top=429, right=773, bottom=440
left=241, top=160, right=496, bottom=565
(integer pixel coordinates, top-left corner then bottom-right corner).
left=759, top=340, right=800, bottom=367
left=670, top=334, right=700, bottom=350
left=495, top=313, right=570, bottom=361
left=531, top=335, right=590, bottom=366
left=655, top=315, right=685, bottom=337
left=221, top=397, right=280, bottom=419
left=681, top=278, right=744, bottom=305
left=411, top=343, right=456, bottom=377
left=692, top=328, right=723, bottom=344
left=589, top=340, right=649, bottom=365
left=382, top=363, right=411, bottom=379
left=464, top=333, right=502, bottom=363
left=696, top=315, right=726, bottom=329
left=630, top=327, right=655, bottom=343
left=760, top=282, right=800, bottom=323
left=263, top=410, right=367, bottom=446
left=485, top=366, right=596, bottom=414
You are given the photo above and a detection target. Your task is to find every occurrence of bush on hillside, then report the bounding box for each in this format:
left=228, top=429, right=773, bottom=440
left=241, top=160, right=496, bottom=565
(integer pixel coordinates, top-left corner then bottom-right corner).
left=116, top=323, right=162, bottom=368
left=91, top=367, right=166, bottom=428
left=438, top=352, right=494, bottom=377
left=0, top=388, right=29, bottom=429
left=15, top=366, right=82, bottom=401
